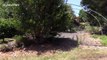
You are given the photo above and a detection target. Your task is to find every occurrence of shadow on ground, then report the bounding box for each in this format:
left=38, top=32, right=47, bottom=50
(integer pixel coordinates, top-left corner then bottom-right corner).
left=24, top=38, right=78, bottom=55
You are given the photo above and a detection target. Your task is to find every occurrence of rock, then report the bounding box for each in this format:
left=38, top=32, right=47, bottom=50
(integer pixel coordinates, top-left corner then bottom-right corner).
left=7, top=41, right=17, bottom=49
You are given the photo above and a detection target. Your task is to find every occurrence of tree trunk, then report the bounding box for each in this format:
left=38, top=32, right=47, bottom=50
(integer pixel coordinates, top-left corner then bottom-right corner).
left=2, top=38, right=5, bottom=43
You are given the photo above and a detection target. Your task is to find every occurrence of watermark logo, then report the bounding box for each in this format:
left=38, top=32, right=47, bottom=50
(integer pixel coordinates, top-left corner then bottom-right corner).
left=2, top=4, right=19, bottom=7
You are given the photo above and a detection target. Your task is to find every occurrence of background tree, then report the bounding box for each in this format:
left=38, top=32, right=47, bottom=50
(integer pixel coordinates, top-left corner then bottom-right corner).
left=79, top=9, right=103, bottom=26
left=80, top=0, right=107, bottom=34
left=79, top=9, right=89, bottom=22
left=81, top=0, right=107, bottom=16
left=81, top=0, right=107, bottom=26
left=0, top=0, right=21, bottom=42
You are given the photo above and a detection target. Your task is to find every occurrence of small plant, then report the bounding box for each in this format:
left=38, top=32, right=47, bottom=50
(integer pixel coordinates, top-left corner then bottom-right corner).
left=92, top=34, right=107, bottom=46
left=13, top=35, right=23, bottom=42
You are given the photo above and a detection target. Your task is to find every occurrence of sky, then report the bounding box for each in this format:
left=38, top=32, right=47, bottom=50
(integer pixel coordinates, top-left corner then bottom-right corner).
left=67, top=0, right=82, bottom=16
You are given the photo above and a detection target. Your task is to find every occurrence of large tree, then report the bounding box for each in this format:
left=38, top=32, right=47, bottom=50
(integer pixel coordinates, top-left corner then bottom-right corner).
left=10, top=0, right=75, bottom=41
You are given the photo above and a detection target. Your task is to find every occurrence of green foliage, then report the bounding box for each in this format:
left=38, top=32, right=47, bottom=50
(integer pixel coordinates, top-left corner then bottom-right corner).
left=79, top=9, right=104, bottom=26
left=92, top=35, right=107, bottom=46
left=13, top=0, right=75, bottom=40
left=0, top=0, right=18, bottom=18
left=0, top=0, right=75, bottom=44
left=0, top=18, right=21, bottom=42
left=13, top=35, right=23, bottom=42
left=85, top=26, right=101, bottom=33
left=80, top=0, right=107, bottom=34
left=0, top=0, right=22, bottom=41
left=81, top=0, right=107, bottom=16
left=81, top=0, right=107, bottom=26
left=99, top=35, right=107, bottom=46
left=79, top=9, right=89, bottom=22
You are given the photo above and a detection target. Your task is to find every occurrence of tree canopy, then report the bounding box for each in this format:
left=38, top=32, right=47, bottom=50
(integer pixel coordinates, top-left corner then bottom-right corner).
left=81, top=0, right=107, bottom=16
left=80, top=0, right=107, bottom=26
left=15, top=0, right=75, bottom=39
left=0, top=0, right=75, bottom=42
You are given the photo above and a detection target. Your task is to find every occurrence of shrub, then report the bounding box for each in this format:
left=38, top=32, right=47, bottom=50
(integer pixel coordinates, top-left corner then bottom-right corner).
left=13, top=35, right=35, bottom=47
left=0, top=18, right=21, bottom=42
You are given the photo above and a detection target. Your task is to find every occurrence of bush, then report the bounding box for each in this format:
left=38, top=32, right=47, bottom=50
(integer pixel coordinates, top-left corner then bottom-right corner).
left=0, top=18, right=21, bottom=42
left=84, top=25, right=101, bottom=34
left=13, top=35, right=35, bottom=47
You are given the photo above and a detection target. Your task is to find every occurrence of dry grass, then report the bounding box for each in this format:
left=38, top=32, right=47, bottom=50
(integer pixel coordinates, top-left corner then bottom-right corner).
left=0, top=33, right=106, bottom=60
left=0, top=47, right=107, bottom=60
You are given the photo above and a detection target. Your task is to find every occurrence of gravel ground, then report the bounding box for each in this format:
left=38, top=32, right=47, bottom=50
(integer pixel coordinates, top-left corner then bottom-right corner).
left=57, top=31, right=101, bottom=46
left=0, top=31, right=107, bottom=60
